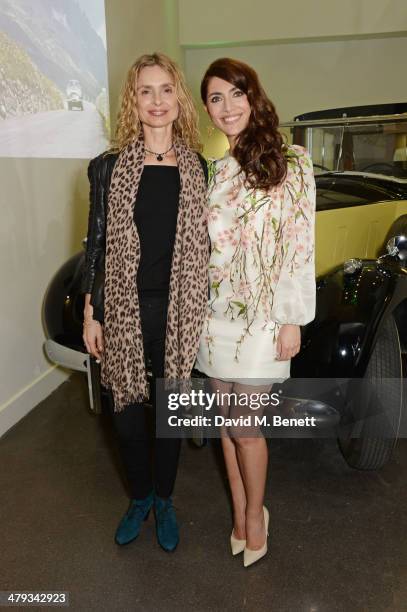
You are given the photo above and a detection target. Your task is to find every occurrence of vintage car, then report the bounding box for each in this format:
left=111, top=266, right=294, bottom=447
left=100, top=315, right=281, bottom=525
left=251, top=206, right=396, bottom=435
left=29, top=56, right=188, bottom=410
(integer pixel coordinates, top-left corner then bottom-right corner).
left=43, top=103, right=407, bottom=471
left=66, top=79, right=84, bottom=111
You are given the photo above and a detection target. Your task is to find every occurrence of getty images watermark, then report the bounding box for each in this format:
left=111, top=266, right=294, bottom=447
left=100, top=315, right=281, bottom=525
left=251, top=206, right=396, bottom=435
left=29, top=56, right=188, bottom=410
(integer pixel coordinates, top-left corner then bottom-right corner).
left=154, top=377, right=406, bottom=439
left=166, top=389, right=316, bottom=429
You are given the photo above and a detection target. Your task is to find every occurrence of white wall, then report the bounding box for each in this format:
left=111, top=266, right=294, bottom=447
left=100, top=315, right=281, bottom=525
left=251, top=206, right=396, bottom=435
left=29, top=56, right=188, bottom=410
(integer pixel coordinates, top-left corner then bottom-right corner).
left=105, top=0, right=180, bottom=135
left=184, top=34, right=407, bottom=158
left=179, top=0, right=407, bottom=45
left=0, top=0, right=180, bottom=437
left=180, top=0, right=407, bottom=157
left=0, top=157, right=88, bottom=435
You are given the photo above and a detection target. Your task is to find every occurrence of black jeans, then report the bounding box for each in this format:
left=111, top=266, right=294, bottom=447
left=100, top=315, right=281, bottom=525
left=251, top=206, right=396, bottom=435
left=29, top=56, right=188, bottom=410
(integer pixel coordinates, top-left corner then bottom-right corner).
left=110, top=295, right=181, bottom=500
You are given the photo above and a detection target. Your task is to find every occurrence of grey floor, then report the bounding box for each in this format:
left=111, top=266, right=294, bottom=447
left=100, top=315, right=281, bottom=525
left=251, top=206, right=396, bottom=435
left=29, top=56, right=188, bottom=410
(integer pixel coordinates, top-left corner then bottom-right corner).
left=1, top=373, right=406, bottom=612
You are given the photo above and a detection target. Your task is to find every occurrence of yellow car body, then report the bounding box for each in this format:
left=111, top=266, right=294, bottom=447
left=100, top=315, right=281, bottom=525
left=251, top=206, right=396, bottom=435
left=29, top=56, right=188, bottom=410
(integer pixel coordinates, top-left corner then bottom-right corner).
left=316, top=199, right=407, bottom=275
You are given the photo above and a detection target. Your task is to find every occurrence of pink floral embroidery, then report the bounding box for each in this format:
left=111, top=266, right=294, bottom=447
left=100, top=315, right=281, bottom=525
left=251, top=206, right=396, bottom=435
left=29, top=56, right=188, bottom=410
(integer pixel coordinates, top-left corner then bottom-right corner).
left=204, top=146, right=316, bottom=361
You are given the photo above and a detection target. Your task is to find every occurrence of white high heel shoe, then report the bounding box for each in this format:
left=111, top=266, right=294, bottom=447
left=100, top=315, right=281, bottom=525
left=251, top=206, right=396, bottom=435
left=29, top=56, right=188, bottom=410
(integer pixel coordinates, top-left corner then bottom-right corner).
left=243, top=506, right=269, bottom=567
left=230, top=530, right=246, bottom=555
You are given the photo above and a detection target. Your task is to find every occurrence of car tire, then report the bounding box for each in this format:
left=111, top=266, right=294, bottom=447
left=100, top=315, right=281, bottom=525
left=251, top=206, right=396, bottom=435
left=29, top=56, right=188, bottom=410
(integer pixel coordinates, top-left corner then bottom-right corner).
left=338, top=315, right=403, bottom=470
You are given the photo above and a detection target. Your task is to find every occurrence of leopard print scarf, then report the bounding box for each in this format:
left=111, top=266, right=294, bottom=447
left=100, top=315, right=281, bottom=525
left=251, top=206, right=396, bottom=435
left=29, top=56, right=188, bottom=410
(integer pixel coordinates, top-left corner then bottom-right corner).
left=101, top=136, right=209, bottom=411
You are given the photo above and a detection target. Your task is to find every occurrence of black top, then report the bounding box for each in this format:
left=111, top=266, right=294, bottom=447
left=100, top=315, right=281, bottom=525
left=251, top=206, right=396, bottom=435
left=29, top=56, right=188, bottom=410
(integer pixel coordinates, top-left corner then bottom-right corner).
left=134, top=165, right=180, bottom=296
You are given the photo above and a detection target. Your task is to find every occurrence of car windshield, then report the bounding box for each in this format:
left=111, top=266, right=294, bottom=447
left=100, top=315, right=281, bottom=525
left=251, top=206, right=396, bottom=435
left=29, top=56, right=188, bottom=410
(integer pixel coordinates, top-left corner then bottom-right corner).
left=289, top=119, right=407, bottom=179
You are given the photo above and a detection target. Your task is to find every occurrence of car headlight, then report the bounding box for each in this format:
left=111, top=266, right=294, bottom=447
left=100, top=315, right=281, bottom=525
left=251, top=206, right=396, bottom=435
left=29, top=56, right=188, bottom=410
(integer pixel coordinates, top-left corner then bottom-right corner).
left=343, top=258, right=363, bottom=274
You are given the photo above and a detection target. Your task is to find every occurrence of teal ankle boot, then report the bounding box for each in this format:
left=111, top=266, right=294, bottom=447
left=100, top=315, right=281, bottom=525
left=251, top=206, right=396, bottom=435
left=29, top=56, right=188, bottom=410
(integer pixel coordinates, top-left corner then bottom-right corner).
left=115, top=492, right=154, bottom=546
left=154, top=495, right=179, bottom=552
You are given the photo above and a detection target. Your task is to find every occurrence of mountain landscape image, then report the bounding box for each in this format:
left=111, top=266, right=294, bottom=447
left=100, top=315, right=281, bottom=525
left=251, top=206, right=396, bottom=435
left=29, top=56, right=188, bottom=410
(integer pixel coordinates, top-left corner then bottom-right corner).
left=0, top=0, right=110, bottom=158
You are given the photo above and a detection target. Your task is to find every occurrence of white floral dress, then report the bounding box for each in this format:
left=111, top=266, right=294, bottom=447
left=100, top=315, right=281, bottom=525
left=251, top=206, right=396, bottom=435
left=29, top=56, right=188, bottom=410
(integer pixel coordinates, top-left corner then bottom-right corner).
left=195, top=145, right=316, bottom=384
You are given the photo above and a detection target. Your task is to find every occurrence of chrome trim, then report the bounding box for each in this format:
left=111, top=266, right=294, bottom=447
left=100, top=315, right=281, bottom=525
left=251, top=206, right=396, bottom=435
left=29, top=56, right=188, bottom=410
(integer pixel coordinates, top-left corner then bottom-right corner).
left=344, top=258, right=363, bottom=274
left=44, top=340, right=96, bottom=412
left=284, top=397, right=340, bottom=427
left=281, top=113, right=407, bottom=129
left=322, top=171, right=407, bottom=183
left=44, top=339, right=87, bottom=372
left=387, top=234, right=407, bottom=257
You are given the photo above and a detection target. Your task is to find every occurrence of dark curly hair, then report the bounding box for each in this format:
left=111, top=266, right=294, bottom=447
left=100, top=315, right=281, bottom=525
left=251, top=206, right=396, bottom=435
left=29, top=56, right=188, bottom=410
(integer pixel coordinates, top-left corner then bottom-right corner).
left=201, top=58, right=287, bottom=191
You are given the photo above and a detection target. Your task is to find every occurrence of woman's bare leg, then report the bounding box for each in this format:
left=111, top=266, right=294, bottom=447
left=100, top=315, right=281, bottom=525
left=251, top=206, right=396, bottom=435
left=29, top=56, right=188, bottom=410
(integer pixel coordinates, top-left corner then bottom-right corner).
left=209, top=378, right=247, bottom=540
left=230, top=382, right=271, bottom=550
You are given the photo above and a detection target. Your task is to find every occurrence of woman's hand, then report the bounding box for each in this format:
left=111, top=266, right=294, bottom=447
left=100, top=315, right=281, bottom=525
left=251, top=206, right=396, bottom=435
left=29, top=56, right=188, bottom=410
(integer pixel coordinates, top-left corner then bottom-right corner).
left=276, top=324, right=301, bottom=361
left=83, top=294, right=104, bottom=361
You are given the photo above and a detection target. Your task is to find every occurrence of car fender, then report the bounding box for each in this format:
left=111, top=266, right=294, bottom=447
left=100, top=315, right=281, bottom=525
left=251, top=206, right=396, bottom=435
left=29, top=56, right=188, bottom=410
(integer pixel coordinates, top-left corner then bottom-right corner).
left=291, top=258, right=407, bottom=379
left=383, top=214, right=407, bottom=248
left=42, top=251, right=85, bottom=350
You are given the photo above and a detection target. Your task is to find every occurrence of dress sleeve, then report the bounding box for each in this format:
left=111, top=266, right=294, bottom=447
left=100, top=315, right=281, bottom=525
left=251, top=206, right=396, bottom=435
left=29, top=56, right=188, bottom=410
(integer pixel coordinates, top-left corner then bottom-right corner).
left=270, top=146, right=316, bottom=326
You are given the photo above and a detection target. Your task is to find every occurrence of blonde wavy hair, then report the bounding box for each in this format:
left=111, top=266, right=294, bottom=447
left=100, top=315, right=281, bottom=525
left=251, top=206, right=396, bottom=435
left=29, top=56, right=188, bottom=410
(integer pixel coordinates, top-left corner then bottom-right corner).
left=112, top=52, right=201, bottom=152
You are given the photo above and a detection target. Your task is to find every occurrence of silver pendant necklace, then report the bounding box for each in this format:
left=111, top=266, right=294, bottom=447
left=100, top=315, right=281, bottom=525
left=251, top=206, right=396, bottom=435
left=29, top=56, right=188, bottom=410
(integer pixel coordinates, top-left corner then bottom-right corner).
left=144, top=143, right=174, bottom=162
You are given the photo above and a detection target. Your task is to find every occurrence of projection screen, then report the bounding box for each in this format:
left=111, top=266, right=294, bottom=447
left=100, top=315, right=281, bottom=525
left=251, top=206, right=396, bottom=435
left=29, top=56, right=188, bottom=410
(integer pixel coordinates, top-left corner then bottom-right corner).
left=0, top=0, right=110, bottom=158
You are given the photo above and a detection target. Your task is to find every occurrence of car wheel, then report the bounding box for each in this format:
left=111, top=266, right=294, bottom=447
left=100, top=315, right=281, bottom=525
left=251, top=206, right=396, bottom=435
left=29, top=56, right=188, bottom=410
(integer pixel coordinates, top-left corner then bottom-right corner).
left=338, top=315, right=403, bottom=470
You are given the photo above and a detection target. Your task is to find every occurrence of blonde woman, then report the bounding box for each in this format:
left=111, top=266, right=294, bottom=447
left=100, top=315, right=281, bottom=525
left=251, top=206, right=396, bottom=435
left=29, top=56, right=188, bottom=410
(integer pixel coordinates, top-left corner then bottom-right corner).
left=82, top=53, right=209, bottom=551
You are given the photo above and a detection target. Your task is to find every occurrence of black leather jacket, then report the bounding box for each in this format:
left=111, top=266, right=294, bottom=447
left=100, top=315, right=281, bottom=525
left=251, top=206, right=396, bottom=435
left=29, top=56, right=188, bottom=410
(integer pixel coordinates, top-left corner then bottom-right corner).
left=82, top=149, right=208, bottom=322
left=81, top=151, right=118, bottom=321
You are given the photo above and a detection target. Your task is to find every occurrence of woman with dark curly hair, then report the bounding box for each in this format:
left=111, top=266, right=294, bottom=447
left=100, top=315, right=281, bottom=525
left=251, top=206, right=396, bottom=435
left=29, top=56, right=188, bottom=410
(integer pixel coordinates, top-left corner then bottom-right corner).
left=196, top=58, right=316, bottom=566
left=82, top=53, right=208, bottom=552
